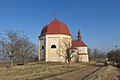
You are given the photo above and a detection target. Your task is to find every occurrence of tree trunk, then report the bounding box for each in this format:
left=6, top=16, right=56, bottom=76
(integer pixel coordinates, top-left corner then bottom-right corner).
left=23, top=59, right=25, bottom=65
left=10, top=57, right=13, bottom=68
left=22, top=56, right=25, bottom=65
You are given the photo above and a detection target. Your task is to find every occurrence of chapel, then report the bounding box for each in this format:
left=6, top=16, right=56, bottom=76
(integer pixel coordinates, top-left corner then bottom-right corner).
left=38, top=18, right=89, bottom=62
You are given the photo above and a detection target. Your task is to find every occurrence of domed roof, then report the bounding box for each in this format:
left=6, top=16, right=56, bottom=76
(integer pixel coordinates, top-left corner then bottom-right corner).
left=40, top=18, right=70, bottom=36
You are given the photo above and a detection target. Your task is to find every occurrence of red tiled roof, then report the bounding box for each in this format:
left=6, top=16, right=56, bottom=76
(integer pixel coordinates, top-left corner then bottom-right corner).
left=72, top=39, right=87, bottom=47
left=40, top=18, right=70, bottom=36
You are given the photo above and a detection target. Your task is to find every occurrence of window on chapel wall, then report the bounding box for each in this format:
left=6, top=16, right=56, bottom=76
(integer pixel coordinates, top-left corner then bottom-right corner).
left=42, top=45, right=44, bottom=49
left=51, top=45, right=56, bottom=48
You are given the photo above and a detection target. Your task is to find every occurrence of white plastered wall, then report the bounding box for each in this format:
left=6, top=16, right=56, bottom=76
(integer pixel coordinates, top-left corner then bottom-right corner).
left=38, top=36, right=46, bottom=61
left=76, top=47, right=89, bottom=62
left=45, top=34, right=72, bottom=62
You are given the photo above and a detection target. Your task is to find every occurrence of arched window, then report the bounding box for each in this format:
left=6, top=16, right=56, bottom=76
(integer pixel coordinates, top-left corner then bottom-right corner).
left=51, top=45, right=56, bottom=48
left=42, top=46, right=44, bottom=49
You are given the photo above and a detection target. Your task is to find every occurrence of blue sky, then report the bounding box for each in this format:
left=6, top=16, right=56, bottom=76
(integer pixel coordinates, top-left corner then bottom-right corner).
left=0, top=0, right=120, bottom=52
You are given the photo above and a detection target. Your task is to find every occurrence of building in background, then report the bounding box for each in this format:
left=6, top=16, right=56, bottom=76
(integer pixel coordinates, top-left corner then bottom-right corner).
left=38, top=18, right=89, bottom=62
left=71, top=29, right=89, bottom=62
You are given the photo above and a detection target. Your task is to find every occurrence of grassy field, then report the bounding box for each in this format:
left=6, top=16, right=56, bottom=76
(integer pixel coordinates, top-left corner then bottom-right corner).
left=0, top=62, right=90, bottom=80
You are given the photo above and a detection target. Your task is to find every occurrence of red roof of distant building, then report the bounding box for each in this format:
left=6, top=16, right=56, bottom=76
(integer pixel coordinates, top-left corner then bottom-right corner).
left=71, top=29, right=87, bottom=47
left=72, top=39, right=87, bottom=47
left=40, top=18, right=70, bottom=36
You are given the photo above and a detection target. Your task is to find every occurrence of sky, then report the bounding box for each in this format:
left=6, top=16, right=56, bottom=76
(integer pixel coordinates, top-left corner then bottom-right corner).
left=0, top=0, right=120, bottom=52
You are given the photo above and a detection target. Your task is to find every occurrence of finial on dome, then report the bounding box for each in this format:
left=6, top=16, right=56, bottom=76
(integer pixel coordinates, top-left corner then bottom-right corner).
left=77, top=29, right=81, bottom=40
left=54, top=10, right=57, bottom=19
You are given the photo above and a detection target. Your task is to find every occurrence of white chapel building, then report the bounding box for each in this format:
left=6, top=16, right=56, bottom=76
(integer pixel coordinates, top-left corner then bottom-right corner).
left=38, top=18, right=89, bottom=62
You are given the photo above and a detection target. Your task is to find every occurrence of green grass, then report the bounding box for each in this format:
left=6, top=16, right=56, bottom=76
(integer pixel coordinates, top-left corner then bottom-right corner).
left=0, top=62, right=90, bottom=80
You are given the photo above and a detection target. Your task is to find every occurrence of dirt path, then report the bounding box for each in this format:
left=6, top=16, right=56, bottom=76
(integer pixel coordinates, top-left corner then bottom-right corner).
left=44, top=64, right=102, bottom=80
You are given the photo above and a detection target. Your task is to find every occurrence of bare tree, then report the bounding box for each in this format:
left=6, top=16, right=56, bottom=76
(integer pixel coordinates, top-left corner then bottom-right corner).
left=108, top=49, right=120, bottom=62
left=92, top=48, right=100, bottom=60
left=66, top=48, right=77, bottom=64
left=0, top=32, right=16, bottom=67
left=0, top=30, right=37, bottom=67
left=0, top=36, right=7, bottom=59
left=90, top=48, right=107, bottom=61
left=58, top=38, right=77, bottom=64
left=17, top=37, right=37, bottom=65
left=99, top=52, right=107, bottom=61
